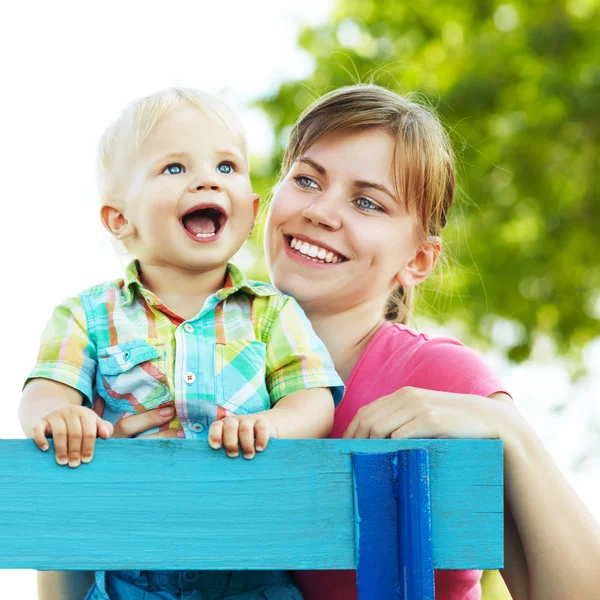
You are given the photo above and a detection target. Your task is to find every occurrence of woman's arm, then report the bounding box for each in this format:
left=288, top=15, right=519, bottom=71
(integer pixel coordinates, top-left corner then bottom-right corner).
left=343, top=388, right=600, bottom=599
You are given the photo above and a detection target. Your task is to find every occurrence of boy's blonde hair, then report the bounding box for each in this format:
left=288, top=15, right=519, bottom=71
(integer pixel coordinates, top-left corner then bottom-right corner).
left=280, top=84, right=455, bottom=324
left=97, top=87, right=248, bottom=204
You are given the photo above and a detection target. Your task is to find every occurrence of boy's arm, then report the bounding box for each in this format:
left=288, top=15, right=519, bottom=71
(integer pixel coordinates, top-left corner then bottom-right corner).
left=20, top=379, right=113, bottom=467
left=19, top=378, right=84, bottom=437
left=208, top=388, right=334, bottom=459
left=257, top=388, right=334, bottom=439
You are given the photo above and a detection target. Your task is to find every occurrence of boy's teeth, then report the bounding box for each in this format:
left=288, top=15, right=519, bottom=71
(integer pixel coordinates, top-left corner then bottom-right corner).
left=289, top=237, right=343, bottom=263
left=196, top=232, right=216, bottom=238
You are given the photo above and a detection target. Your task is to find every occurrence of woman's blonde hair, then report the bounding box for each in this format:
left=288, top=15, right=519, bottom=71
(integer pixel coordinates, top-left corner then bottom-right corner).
left=280, top=84, right=455, bottom=324
left=97, top=87, right=248, bottom=205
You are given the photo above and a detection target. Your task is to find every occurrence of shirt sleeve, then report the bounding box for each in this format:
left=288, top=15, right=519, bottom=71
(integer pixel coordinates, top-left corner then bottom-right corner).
left=264, top=296, right=344, bottom=406
left=26, top=296, right=97, bottom=406
left=402, top=336, right=510, bottom=398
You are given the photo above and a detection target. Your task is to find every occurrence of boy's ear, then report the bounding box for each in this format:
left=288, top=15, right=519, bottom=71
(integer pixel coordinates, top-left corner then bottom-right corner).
left=100, top=205, right=136, bottom=240
left=394, top=239, right=441, bottom=288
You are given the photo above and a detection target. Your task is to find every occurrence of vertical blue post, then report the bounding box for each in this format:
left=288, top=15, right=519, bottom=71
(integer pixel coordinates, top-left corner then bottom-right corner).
left=353, top=449, right=434, bottom=600
left=396, top=449, right=434, bottom=599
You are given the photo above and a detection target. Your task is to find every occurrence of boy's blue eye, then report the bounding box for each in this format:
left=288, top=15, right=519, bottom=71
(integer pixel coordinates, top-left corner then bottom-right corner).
left=163, top=164, right=185, bottom=175
left=217, top=162, right=234, bottom=174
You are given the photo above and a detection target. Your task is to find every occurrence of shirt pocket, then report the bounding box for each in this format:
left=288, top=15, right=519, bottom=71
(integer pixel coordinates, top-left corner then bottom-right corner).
left=214, top=340, right=270, bottom=415
left=97, top=339, right=171, bottom=413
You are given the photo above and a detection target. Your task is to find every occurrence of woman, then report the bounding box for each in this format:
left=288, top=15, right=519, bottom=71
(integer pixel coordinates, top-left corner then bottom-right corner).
left=39, top=85, right=600, bottom=599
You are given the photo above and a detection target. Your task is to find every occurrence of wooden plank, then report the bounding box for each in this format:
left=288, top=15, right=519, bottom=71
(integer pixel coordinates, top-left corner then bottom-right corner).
left=0, top=438, right=503, bottom=571
left=353, top=450, right=435, bottom=600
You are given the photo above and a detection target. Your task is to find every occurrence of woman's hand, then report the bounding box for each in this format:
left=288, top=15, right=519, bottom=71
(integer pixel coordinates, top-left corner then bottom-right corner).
left=343, top=387, right=513, bottom=439
left=111, top=403, right=183, bottom=439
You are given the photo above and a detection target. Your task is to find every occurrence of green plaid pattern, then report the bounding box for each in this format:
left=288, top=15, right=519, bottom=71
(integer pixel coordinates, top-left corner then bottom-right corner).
left=28, top=261, right=343, bottom=438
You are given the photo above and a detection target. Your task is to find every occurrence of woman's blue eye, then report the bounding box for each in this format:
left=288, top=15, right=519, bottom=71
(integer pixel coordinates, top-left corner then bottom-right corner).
left=355, top=197, right=383, bottom=213
left=217, top=162, right=234, bottom=174
left=163, top=164, right=185, bottom=175
left=295, top=175, right=319, bottom=189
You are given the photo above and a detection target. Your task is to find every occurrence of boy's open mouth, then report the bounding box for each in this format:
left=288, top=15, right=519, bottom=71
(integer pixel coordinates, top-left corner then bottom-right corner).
left=181, top=206, right=227, bottom=240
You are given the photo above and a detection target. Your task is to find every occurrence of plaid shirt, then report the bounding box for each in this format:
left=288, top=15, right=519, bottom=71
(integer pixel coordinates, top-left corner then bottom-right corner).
left=28, top=261, right=343, bottom=438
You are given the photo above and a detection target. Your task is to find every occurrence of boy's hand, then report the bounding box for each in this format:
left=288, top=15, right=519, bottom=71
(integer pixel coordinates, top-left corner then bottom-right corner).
left=32, top=405, right=114, bottom=468
left=208, top=415, right=277, bottom=459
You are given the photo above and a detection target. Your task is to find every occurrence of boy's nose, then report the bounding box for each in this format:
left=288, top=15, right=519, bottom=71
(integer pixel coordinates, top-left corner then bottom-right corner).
left=196, top=183, right=220, bottom=191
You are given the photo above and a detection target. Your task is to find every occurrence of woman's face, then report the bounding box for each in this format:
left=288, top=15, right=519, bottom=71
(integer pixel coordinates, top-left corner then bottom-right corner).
left=265, top=127, right=426, bottom=316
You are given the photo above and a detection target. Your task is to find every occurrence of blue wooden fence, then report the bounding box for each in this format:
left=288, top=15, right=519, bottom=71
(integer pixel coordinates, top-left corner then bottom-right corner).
left=0, top=438, right=503, bottom=598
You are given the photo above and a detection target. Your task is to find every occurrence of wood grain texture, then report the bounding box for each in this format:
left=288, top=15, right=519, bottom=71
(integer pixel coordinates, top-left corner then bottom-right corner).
left=0, top=438, right=503, bottom=571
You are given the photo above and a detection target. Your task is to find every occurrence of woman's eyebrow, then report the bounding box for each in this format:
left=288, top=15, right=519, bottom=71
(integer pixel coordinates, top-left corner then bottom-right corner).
left=355, top=180, right=399, bottom=203
left=297, top=157, right=327, bottom=176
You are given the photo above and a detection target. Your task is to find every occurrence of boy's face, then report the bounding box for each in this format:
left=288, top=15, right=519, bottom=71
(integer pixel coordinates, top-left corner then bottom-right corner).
left=109, top=104, right=258, bottom=274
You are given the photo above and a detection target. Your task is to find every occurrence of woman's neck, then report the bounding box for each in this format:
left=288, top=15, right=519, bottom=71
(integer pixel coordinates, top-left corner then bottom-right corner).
left=305, top=298, right=386, bottom=383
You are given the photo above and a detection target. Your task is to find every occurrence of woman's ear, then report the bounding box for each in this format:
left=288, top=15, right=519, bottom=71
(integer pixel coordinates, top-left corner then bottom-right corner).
left=100, top=204, right=136, bottom=240
left=249, top=194, right=260, bottom=235
left=395, top=238, right=441, bottom=287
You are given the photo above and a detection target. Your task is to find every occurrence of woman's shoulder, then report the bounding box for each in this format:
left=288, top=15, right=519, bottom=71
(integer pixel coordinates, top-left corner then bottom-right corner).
left=356, top=321, right=504, bottom=396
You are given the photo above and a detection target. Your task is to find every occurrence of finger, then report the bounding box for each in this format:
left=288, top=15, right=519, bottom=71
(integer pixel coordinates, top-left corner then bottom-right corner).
left=141, top=428, right=184, bottom=439
left=97, top=418, right=114, bottom=440
left=343, top=389, right=414, bottom=439
left=208, top=421, right=224, bottom=449
left=112, top=405, right=175, bottom=439
left=254, top=419, right=272, bottom=453
left=80, top=415, right=98, bottom=464
left=32, top=420, right=50, bottom=452
left=49, top=417, right=69, bottom=466
left=238, top=419, right=256, bottom=459
left=64, top=412, right=83, bottom=468
left=390, top=417, right=436, bottom=439
left=222, top=418, right=240, bottom=458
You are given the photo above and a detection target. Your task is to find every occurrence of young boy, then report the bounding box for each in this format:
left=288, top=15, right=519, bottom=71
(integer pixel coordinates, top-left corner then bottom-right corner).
left=19, top=87, right=343, bottom=600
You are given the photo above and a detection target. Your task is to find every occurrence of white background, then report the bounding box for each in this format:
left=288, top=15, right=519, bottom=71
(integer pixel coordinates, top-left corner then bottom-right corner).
left=1, top=1, right=598, bottom=598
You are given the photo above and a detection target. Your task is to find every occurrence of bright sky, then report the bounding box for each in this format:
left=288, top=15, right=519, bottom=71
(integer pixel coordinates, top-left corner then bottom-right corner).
left=1, top=1, right=598, bottom=597
left=0, top=1, right=335, bottom=596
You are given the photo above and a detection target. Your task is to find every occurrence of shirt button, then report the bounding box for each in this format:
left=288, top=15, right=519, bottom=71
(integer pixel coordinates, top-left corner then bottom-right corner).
left=190, top=423, right=204, bottom=433
left=183, top=323, right=194, bottom=334
left=184, top=372, right=196, bottom=384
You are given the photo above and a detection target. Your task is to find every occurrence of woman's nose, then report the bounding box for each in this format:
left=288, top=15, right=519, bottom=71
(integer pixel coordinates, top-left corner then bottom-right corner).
left=301, top=194, right=342, bottom=230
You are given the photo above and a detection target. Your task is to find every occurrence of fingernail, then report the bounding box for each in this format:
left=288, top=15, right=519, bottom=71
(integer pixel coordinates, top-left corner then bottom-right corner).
left=210, top=441, right=222, bottom=449
left=256, top=445, right=264, bottom=452
left=177, top=429, right=185, bottom=438
left=81, top=456, right=92, bottom=464
left=226, top=452, right=239, bottom=458
left=69, top=459, right=80, bottom=468
left=243, top=453, right=254, bottom=460
left=160, top=407, right=175, bottom=417
left=40, top=444, right=49, bottom=452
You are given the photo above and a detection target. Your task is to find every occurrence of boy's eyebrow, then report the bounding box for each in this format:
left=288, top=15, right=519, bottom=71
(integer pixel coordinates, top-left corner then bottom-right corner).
left=297, top=157, right=327, bottom=176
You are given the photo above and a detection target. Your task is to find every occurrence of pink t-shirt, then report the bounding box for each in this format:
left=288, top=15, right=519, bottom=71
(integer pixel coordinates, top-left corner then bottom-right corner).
left=294, top=322, right=509, bottom=600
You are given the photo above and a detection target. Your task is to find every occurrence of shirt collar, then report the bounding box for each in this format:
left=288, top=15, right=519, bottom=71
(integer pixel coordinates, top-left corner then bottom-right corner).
left=121, top=260, right=277, bottom=307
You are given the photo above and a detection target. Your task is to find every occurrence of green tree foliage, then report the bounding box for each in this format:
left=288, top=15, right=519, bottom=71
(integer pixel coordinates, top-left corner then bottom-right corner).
left=249, top=0, right=600, bottom=366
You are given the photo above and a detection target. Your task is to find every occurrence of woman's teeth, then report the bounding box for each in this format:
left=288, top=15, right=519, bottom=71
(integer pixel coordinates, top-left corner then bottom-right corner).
left=289, top=237, right=342, bottom=263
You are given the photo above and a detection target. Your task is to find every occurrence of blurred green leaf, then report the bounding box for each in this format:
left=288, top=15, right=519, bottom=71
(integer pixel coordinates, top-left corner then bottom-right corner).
left=249, top=0, right=600, bottom=367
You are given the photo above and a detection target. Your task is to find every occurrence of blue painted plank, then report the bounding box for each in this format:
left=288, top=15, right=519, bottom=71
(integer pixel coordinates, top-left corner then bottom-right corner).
left=0, top=438, right=503, bottom=571
left=396, top=449, right=434, bottom=600
left=353, top=451, right=401, bottom=599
